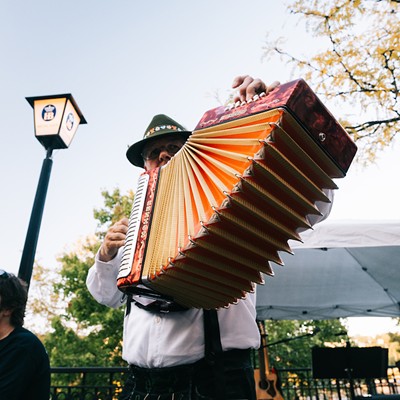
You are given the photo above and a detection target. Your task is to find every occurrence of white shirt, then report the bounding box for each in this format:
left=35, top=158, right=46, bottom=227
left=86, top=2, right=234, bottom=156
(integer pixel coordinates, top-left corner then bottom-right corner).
left=86, top=251, right=260, bottom=368
left=86, top=190, right=333, bottom=368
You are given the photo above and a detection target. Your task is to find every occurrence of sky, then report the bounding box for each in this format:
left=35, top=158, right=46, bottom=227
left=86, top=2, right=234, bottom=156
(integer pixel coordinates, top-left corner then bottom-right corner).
left=1, top=0, right=399, bottom=337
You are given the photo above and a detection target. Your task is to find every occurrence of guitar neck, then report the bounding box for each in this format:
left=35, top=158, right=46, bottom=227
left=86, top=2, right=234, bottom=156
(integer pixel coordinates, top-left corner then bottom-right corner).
left=257, top=341, right=268, bottom=388
left=258, top=321, right=270, bottom=372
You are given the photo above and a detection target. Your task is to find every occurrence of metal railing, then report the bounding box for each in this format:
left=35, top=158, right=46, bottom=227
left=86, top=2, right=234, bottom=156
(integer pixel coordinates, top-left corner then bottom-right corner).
left=50, top=366, right=400, bottom=400
left=275, top=367, right=400, bottom=399
left=50, top=367, right=127, bottom=400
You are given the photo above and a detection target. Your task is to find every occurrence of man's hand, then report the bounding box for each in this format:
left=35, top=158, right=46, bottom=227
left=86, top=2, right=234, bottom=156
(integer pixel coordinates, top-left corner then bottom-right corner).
left=98, top=217, right=129, bottom=262
left=232, top=75, right=280, bottom=103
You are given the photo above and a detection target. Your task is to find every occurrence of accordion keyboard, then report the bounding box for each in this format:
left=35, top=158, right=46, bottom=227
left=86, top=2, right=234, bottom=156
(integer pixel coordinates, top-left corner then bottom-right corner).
left=118, top=173, right=149, bottom=280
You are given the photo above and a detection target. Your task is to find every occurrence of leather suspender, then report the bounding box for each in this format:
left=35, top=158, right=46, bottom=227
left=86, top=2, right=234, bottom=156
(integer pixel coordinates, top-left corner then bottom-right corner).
left=203, top=309, right=227, bottom=399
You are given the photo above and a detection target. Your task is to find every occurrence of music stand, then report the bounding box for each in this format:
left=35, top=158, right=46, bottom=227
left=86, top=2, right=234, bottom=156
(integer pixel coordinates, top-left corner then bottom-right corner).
left=312, top=347, right=388, bottom=399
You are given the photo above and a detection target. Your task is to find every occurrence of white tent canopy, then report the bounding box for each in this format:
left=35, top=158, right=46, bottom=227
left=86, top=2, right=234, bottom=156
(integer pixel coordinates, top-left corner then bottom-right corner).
left=256, top=220, right=400, bottom=320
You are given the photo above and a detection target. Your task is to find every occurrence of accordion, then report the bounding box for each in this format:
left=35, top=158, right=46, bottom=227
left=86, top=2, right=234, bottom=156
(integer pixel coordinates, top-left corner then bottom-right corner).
left=117, top=79, right=357, bottom=309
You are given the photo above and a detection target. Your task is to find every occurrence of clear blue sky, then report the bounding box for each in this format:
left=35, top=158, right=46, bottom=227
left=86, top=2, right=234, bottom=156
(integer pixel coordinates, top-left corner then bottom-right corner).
left=1, top=0, right=399, bottom=335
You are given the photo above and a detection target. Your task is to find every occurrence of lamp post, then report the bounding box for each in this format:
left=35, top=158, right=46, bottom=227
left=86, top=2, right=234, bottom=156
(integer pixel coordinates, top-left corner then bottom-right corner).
left=19, top=94, right=86, bottom=287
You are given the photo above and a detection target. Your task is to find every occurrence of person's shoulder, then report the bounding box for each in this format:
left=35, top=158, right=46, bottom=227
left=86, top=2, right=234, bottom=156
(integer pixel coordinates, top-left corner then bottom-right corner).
left=13, top=326, right=38, bottom=339
left=12, top=327, right=50, bottom=369
left=12, top=327, right=46, bottom=351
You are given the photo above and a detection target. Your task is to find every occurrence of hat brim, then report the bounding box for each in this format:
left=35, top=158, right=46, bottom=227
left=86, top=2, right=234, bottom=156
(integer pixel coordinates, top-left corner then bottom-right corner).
left=126, top=131, right=192, bottom=168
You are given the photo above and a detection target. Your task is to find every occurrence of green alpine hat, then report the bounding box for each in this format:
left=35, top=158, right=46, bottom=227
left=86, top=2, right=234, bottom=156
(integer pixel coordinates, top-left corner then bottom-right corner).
left=126, top=114, right=192, bottom=168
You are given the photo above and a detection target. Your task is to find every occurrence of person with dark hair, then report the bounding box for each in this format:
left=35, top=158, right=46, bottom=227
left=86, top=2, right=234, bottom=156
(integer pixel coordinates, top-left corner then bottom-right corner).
left=0, top=269, right=50, bottom=400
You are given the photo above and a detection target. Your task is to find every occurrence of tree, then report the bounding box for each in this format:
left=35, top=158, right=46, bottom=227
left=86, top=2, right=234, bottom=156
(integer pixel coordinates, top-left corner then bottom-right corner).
left=262, top=319, right=350, bottom=371
left=40, top=188, right=134, bottom=368
left=263, top=0, right=400, bottom=163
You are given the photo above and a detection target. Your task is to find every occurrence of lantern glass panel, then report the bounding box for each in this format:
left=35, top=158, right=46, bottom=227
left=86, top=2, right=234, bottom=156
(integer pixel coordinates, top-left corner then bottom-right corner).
left=59, top=99, right=81, bottom=147
left=33, top=98, right=67, bottom=137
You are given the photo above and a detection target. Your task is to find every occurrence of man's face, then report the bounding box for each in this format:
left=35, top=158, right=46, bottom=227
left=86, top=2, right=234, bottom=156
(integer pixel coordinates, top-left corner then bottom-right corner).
left=142, top=136, right=186, bottom=171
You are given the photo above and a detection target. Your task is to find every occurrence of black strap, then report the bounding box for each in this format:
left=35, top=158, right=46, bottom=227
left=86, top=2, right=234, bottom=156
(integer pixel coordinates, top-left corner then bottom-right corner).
left=203, top=309, right=227, bottom=399
left=125, top=294, right=189, bottom=315
left=125, top=294, right=132, bottom=316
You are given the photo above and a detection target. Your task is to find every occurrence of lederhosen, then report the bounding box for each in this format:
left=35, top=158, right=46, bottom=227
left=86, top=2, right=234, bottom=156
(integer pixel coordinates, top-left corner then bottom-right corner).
left=125, top=295, right=228, bottom=399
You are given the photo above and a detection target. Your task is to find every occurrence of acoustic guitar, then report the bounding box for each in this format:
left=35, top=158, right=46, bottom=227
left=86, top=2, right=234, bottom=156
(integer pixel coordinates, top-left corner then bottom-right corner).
left=254, top=321, right=284, bottom=400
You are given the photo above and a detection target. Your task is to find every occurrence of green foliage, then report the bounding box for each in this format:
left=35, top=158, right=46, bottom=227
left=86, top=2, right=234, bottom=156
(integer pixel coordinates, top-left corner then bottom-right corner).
left=93, top=188, right=134, bottom=238
left=54, top=241, right=104, bottom=327
left=262, top=319, right=350, bottom=370
left=46, top=317, right=99, bottom=367
left=387, top=331, right=400, bottom=364
left=42, top=189, right=133, bottom=369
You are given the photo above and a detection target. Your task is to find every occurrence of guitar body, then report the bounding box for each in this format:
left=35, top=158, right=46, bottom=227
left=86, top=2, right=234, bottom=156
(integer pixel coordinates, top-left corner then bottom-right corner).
left=255, top=321, right=285, bottom=400
left=254, top=368, right=284, bottom=400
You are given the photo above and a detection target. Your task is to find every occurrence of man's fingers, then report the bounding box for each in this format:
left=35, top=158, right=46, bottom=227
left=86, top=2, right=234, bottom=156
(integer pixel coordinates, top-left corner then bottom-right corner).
left=244, top=79, right=267, bottom=101
left=231, top=75, right=250, bottom=89
left=267, top=80, right=280, bottom=93
left=106, top=231, right=127, bottom=242
left=232, top=76, right=255, bottom=103
left=232, top=76, right=280, bottom=103
left=104, top=222, right=128, bottom=246
left=108, top=218, right=129, bottom=235
left=99, top=218, right=129, bottom=262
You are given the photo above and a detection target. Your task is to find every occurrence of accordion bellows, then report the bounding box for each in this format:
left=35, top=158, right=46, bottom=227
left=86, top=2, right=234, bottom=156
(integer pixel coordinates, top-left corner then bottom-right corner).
left=117, top=79, right=357, bottom=309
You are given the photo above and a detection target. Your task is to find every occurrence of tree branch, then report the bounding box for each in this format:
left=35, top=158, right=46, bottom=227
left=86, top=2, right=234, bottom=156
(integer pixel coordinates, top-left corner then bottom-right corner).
left=346, top=117, right=400, bottom=132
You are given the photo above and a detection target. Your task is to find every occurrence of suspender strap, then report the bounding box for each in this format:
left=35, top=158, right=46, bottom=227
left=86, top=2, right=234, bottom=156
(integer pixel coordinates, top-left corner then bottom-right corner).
left=125, top=294, right=132, bottom=316
left=203, top=309, right=227, bottom=399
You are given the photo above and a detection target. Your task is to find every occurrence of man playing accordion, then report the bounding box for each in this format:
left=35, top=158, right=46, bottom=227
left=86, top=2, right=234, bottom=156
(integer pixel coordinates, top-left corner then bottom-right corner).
left=86, top=75, right=334, bottom=400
